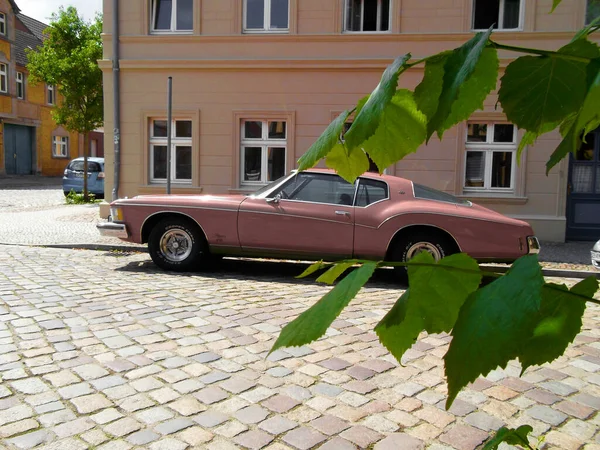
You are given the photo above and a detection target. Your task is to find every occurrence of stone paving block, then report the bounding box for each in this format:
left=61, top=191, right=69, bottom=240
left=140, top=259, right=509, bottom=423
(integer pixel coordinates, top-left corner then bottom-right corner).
left=168, top=396, right=206, bottom=416
left=118, top=393, right=155, bottom=412
left=148, top=438, right=188, bottom=450
left=130, top=376, right=164, bottom=392
left=283, top=426, right=327, bottom=450
left=328, top=404, right=368, bottom=422
left=81, top=429, right=109, bottom=446
left=438, top=424, right=489, bottom=450
left=310, top=383, right=343, bottom=397
left=214, top=419, right=248, bottom=438
left=544, top=430, right=584, bottom=450
left=126, top=429, right=160, bottom=446
left=524, top=388, right=561, bottom=405
left=57, top=382, right=93, bottom=399
left=282, top=385, right=313, bottom=402
left=554, top=400, right=595, bottom=419
left=0, top=419, right=39, bottom=439
left=259, top=415, right=298, bottom=435
left=233, top=430, right=274, bottom=450
left=527, top=405, right=568, bottom=426
left=39, top=408, right=77, bottom=427
left=235, top=404, right=270, bottom=424
left=35, top=437, right=88, bottom=450
left=340, top=425, right=383, bottom=448
left=91, top=375, right=127, bottom=391
left=262, top=394, right=300, bottom=413
left=11, top=378, right=50, bottom=394
left=193, top=352, right=221, bottom=363
left=346, top=365, right=376, bottom=380
left=103, top=417, right=142, bottom=438
left=571, top=392, right=600, bottom=409
left=136, top=406, right=176, bottom=425
left=195, top=386, right=229, bottom=405
left=155, top=418, right=195, bottom=435
left=395, top=382, right=426, bottom=397
left=177, top=426, right=214, bottom=445
left=7, top=429, right=52, bottom=449
left=318, top=437, right=357, bottom=450
left=200, top=371, right=231, bottom=384
left=319, top=358, right=352, bottom=371
left=374, top=433, right=425, bottom=450
left=53, top=417, right=95, bottom=438
left=72, top=364, right=109, bottom=380
left=193, top=409, right=229, bottom=427
left=310, top=415, right=350, bottom=435
left=70, top=393, right=113, bottom=414
left=464, top=411, right=504, bottom=432
left=35, top=401, right=64, bottom=414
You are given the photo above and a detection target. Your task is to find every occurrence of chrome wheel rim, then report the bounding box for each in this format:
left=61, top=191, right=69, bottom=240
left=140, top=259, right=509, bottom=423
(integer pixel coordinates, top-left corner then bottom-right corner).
left=160, top=229, right=193, bottom=262
left=406, top=242, right=442, bottom=261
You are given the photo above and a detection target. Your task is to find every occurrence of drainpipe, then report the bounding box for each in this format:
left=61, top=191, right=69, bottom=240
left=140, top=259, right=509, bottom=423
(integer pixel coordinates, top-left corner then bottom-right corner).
left=111, top=0, right=121, bottom=201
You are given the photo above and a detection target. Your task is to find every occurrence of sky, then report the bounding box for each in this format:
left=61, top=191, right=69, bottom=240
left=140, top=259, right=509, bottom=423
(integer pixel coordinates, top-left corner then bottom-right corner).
left=16, top=0, right=103, bottom=25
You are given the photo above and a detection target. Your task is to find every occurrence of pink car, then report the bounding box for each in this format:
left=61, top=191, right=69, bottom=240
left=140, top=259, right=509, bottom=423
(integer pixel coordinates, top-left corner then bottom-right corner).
left=97, top=169, right=540, bottom=273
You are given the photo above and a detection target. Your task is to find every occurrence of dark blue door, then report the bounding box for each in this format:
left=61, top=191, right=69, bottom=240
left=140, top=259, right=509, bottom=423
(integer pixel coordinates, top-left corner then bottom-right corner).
left=566, top=129, right=600, bottom=240
left=4, top=124, right=33, bottom=175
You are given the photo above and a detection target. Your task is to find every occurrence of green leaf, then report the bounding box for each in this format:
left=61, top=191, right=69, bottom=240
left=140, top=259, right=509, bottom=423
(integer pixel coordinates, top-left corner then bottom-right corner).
left=438, top=47, right=499, bottom=135
left=375, top=252, right=481, bottom=364
left=344, top=54, right=411, bottom=150
left=426, top=28, right=493, bottom=140
left=517, top=120, right=562, bottom=161
left=498, top=40, right=597, bottom=135
left=444, top=255, right=544, bottom=409
left=414, top=52, right=450, bottom=120
left=550, top=0, right=562, bottom=12
left=325, top=144, right=370, bottom=183
left=546, top=127, right=577, bottom=174
left=296, top=261, right=328, bottom=279
left=297, top=110, right=351, bottom=171
left=316, top=262, right=357, bottom=285
left=483, top=425, right=533, bottom=450
left=360, top=90, right=427, bottom=173
left=519, top=277, right=599, bottom=374
left=269, top=262, right=377, bottom=354
left=572, top=16, right=600, bottom=43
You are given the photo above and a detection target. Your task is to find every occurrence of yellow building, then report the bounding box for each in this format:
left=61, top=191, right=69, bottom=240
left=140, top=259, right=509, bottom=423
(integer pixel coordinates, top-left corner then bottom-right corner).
left=0, top=0, right=85, bottom=176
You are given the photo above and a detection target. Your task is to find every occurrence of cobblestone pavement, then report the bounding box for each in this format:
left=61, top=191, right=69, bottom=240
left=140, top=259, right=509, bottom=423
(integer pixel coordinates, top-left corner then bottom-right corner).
left=1, top=245, right=600, bottom=450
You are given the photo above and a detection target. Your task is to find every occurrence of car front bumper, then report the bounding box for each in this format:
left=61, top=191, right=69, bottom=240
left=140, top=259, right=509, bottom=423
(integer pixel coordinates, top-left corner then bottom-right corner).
left=97, top=222, right=129, bottom=239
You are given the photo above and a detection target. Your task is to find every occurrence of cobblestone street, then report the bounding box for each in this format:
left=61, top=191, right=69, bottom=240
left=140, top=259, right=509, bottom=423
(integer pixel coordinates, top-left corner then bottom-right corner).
left=0, top=245, right=599, bottom=450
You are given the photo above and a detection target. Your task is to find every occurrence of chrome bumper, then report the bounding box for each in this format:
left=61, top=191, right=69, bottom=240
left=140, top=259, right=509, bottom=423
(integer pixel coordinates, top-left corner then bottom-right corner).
left=97, top=222, right=129, bottom=239
left=527, top=236, right=541, bottom=254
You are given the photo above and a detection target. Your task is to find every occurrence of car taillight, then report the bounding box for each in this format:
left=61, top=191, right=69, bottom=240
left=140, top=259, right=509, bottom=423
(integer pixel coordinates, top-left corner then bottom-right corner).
left=97, top=172, right=105, bottom=179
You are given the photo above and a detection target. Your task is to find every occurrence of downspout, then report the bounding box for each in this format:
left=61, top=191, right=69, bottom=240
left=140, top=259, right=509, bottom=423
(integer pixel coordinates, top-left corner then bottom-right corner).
left=111, top=0, right=121, bottom=201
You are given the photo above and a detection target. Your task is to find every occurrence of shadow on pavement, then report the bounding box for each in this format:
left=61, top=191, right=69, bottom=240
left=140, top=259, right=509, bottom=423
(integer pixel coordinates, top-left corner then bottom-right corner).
left=115, top=256, right=405, bottom=289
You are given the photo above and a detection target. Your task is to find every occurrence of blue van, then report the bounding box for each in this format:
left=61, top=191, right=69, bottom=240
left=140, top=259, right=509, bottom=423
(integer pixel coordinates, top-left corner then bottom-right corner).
left=62, top=157, right=105, bottom=198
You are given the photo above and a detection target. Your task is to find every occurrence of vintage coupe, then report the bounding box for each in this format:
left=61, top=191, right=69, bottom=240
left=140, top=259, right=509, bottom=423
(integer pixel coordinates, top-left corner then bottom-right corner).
left=97, top=169, right=540, bottom=273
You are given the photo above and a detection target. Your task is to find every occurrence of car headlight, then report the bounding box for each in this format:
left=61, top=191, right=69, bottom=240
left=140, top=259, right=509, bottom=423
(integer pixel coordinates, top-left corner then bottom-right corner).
left=593, top=240, right=600, bottom=252
left=110, top=206, right=123, bottom=222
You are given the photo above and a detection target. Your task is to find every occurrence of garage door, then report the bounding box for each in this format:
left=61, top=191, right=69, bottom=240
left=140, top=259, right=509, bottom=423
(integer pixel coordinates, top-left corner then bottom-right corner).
left=4, top=124, right=34, bottom=175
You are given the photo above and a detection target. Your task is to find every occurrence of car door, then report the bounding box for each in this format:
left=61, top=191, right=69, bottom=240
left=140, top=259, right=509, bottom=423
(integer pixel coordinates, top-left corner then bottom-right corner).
left=238, top=172, right=356, bottom=258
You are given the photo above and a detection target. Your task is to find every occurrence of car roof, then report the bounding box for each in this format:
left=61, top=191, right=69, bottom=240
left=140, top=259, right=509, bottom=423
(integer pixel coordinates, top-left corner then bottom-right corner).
left=302, top=167, right=411, bottom=188
left=70, top=157, right=104, bottom=163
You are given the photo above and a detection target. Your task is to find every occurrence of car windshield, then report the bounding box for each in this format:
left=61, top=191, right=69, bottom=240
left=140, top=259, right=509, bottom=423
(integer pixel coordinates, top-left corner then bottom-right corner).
left=247, top=174, right=290, bottom=197
left=413, top=183, right=471, bottom=206
left=68, top=161, right=103, bottom=172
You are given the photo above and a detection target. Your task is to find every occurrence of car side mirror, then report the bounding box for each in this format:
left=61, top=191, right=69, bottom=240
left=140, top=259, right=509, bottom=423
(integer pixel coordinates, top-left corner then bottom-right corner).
left=266, top=194, right=281, bottom=204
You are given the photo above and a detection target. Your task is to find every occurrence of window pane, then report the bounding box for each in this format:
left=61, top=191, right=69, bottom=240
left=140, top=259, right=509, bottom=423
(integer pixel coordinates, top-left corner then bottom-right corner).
left=503, top=0, right=521, bottom=28
left=176, top=146, right=192, bottom=179
left=246, top=0, right=265, bottom=29
left=176, top=0, right=193, bottom=30
left=153, top=120, right=168, bottom=137
left=346, top=0, right=361, bottom=31
left=491, top=151, right=513, bottom=188
left=285, top=173, right=354, bottom=204
left=270, top=0, right=289, bottom=29
left=596, top=166, right=600, bottom=193
left=363, top=0, right=378, bottom=31
left=356, top=179, right=388, bottom=206
left=244, top=121, right=263, bottom=139
left=465, top=151, right=485, bottom=187
left=380, top=0, right=390, bottom=31
left=572, top=165, right=594, bottom=193
left=493, top=124, right=514, bottom=143
left=473, top=0, right=499, bottom=29
left=244, top=147, right=262, bottom=181
left=467, top=123, right=487, bottom=142
left=175, top=120, right=192, bottom=138
left=267, top=147, right=285, bottom=181
left=153, top=145, right=168, bottom=179
left=268, top=121, right=286, bottom=139
left=587, top=0, right=600, bottom=25
left=1, top=75, right=6, bottom=93
left=154, top=0, right=173, bottom=30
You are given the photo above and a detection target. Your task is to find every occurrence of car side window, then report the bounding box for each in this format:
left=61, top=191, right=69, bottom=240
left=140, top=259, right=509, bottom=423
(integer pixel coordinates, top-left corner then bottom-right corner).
left=356, top=178, right=388, bottom=207
left=277, top=173, right=356, bottom=205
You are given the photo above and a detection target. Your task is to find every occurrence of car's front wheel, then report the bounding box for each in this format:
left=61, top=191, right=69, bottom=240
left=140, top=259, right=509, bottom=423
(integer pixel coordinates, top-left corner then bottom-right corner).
left=148, top=218, right=208, bottom=272
left=391, top=231, right=456, bottom=281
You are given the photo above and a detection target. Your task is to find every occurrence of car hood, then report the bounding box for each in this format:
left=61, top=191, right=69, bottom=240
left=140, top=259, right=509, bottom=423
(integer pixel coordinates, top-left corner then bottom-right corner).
left=113, top=194, right=247, bottom=209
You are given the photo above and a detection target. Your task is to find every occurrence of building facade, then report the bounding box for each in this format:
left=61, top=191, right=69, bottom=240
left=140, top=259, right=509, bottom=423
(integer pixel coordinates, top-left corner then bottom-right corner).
left=0, top=0, right=104, bottom=177
left=99, top=0, right=600, bottom=242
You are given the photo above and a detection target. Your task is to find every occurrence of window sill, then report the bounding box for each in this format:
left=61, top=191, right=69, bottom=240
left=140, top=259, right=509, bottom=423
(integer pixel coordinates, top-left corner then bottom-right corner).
left=471, top=28, right=523, bottom=32
left=52, top=155, right=70, bottom=159
left=343, top=30, right=391, bottom=34
left=457, top=195, right=528, bottom=205
left=150, top=30, right=193, bottom=35
left=243, top=30, right=290, bottom=34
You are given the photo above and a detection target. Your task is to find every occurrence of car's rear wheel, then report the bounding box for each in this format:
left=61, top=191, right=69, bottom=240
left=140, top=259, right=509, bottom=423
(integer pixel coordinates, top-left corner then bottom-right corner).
left=390, top=230, right=456, bottom=281
left=148, top=218, right=208, bottom=272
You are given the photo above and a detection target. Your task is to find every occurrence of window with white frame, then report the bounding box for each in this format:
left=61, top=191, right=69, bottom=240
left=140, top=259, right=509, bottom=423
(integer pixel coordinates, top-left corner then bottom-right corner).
left=587, top=0, right=600, bottom=25
left=52, top=136, right=69, bottom=158
left=244, top=0, right=289, bottom=32
left=0, top=12, right=6, bottom=36
left=47, top=84, right=55, bottom=105
left=345, top=0, right=390, bottom=32
left=151, top=0, right=193, bottom=33
left=0, top=64, right=6, bottom=93
left=149, top=118, right=193, bottom=183
left=464, top=123, right=517, bottom=193
left=241, top=120, right=287, bottom=184
left=16, top=72, right=24, bottom=99
left=473, top=0, right=522, bottom=30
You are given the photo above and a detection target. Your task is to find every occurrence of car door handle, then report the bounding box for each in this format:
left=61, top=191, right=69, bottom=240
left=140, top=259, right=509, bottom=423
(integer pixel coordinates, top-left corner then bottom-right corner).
left=335, top=210, right=350, bottom=216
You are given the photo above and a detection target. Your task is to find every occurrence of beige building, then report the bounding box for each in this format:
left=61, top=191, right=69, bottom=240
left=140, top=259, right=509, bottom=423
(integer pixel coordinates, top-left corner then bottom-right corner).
left=99, top=0, right=600, bottom=242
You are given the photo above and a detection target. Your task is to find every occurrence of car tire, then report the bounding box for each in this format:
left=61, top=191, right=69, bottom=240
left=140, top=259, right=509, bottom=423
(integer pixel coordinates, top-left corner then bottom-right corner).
left=390, top=231, right=456, bottom=281
left=148, top=218, right=208, bottom=272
